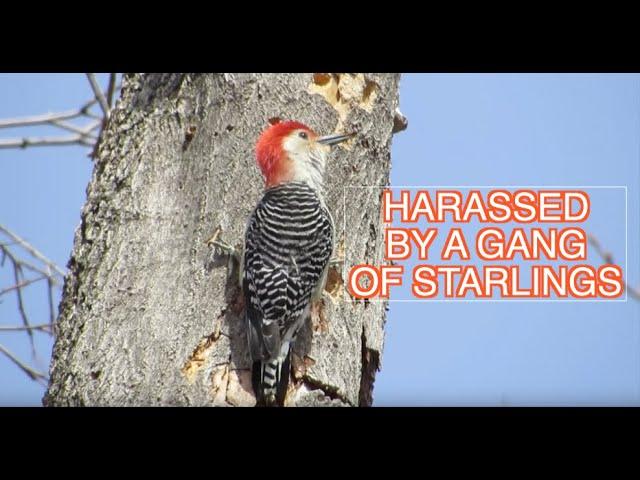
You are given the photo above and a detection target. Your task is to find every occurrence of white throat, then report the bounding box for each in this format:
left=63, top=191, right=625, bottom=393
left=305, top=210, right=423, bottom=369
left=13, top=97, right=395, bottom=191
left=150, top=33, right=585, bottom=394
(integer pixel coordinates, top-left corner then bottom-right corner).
left=283, top=137, right=328, bottom=196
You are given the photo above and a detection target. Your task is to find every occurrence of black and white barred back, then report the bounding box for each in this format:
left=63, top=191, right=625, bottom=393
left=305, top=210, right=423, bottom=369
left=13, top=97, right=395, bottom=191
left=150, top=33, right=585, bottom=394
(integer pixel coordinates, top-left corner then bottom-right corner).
left=243, top=181, right=334, bottom=406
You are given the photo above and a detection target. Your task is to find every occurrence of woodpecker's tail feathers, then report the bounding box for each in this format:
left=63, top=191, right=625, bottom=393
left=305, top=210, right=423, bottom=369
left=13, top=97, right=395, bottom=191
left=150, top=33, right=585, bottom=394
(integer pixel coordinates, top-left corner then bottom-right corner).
left=252, top=348, right=292, bottom=407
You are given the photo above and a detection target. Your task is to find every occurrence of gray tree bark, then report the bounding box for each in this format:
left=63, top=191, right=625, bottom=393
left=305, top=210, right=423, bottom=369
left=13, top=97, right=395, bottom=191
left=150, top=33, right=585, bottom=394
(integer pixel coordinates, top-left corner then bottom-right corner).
left=44, top=73, right=402, bottom=406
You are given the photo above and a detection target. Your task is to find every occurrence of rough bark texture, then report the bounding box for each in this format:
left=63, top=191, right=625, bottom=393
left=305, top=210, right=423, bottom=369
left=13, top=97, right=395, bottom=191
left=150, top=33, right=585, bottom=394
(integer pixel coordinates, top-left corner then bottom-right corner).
left=44, top=73, right=400, bottom=406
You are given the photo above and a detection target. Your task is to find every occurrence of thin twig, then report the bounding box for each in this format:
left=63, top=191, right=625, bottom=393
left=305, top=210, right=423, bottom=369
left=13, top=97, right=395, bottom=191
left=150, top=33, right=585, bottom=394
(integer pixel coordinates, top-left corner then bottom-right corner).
left=86, top=120, right=104, bottom=132
left=0, top=135, right=94, bottom=149
left=0, top=81, right=120, bottom=156
left=79, top=97, right=99, bottom=114
left=0, top=97, right=101, bottom=151
left=83, top=111, right=104, bottom=121
left=0, top=323, right=53, bottom=332
left=0, top=244, right=61, bottom=282
left=46, top=275, right=56, bottom=326
left=13, top=264, right=35, bottom=354
left=588, top=234, right=640, bottom=300
left=0, top=240, right=19, bottom=247
left=86, top=73, right=110, bottom=119
left=106, top=73, right=117, bottom=108
left=0, top=344, right=48, bottom=383
left=0, top=224, right=66, bottom=277
left=0, top=109, right=82, bottom=129
left=0, top=98, right=98, bottom=129
left=0, top=240, right=60, bottom=368
left=50, top=119, right=99, bottom=139
left=0, top=275, right=47, bottom=296
left=0, top=77, right=115, bottom=384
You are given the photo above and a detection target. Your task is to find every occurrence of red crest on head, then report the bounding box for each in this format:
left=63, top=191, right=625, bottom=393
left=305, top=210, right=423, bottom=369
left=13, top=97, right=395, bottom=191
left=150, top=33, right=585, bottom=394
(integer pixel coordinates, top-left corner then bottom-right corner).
left=255, top=120, right=315, bottom=182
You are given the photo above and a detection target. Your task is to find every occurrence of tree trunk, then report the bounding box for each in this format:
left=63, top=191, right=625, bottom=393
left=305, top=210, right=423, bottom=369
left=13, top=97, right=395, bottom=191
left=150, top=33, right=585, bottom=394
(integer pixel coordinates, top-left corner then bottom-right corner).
left=44, top=73, right=401, bottom=406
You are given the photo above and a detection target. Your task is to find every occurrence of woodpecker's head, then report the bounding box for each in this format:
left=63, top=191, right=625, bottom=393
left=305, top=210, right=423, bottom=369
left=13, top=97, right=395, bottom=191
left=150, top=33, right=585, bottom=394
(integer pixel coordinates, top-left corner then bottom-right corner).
left=255, top=120, right=353, bottom=191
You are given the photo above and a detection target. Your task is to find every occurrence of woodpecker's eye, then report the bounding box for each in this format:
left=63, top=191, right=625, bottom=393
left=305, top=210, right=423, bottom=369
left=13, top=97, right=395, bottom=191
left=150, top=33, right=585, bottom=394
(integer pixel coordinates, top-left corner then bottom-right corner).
left=298, top=131, right=308, bottom=140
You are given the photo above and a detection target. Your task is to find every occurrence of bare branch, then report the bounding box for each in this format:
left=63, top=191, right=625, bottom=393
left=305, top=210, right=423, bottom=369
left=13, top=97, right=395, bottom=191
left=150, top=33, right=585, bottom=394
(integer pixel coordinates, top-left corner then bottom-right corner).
left=106, top=73, right=117, bottom=108
left=0, top=78, right=121, bottom=157
left=46, top=275, right=56, bottom=326
left=0, top=243, right=61, bottom=281
left=0, top=96, right=101, bottom=151
left=13, top=264, right=35, bottom=354
left=0, top=241, right=61, bottom=384
left=86, top=120, right=104, bottom=132
left=0, top=323, right=53, bottom=333
left=79, top=97, right=99, bottom=115
left=0, top=109, right=82, bottom=129
left=0, top=98, right=98, bottom=129
left=50, top=119, right=99, bottom=139
left=588, top=234, right=640, bottom=300
left=86, top=73, right=110, bottom=119
left=0, top=224, right=67, bottom=278
left=0, top=75, right=125, bottom=384
left=0, top=238, right=61, bottom=370
left=0, top=134, right=94, bottom=149
left=83, top=111, right=104, bottom=121
left=0, top=275, right=47, bottom=297
left=0, top=344, right=48, bottom=383
left=587, top=234, right=614, bottom=263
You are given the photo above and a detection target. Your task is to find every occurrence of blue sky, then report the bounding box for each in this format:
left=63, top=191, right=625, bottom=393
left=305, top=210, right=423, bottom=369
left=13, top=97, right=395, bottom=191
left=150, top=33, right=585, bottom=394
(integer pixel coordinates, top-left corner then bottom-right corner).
left=375, top=74, right=639, bottom=405
left=0, top=73, right=638, bottom=406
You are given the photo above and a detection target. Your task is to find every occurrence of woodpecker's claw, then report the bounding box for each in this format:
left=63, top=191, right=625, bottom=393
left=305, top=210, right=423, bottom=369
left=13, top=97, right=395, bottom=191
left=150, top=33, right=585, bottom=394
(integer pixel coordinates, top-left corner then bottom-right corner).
left=211, top=239, right=238, bottom=259
left=205, top=226, right=223, bottom=248
left=205, top=227, right=241, bottom=277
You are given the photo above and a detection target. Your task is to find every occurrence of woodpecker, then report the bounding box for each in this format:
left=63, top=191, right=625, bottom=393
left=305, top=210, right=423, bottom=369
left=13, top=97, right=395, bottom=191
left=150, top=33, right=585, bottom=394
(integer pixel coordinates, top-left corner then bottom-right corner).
left=243, top=120, right=352, bottom=406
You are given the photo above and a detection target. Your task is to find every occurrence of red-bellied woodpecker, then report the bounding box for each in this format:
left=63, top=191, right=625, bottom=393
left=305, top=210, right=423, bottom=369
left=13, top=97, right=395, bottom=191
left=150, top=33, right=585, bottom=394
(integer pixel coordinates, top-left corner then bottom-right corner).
left=238, top=120, right=352, bottom=406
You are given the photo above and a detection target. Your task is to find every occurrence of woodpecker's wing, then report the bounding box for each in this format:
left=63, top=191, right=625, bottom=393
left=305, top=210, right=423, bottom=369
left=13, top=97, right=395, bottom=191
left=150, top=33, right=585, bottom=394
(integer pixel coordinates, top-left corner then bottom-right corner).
left=243, top=258, right=291, bottom=359
left=243, top=182, right=334, bottom=361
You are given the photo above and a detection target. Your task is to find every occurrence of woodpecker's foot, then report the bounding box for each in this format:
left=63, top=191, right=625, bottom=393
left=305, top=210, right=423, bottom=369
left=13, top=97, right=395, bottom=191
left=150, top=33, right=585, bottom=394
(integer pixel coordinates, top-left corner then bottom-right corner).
left=211, top=240, right=239, bottom=261
left=206, top=227, right=241, bottom=264
left=205, top=228, right=242, bottom=283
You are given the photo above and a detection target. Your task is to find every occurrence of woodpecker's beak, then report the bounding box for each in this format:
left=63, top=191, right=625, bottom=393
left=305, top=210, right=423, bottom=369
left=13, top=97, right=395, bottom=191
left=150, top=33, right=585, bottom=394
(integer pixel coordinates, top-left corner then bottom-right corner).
left=317, top=132, right=354, bottom=146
